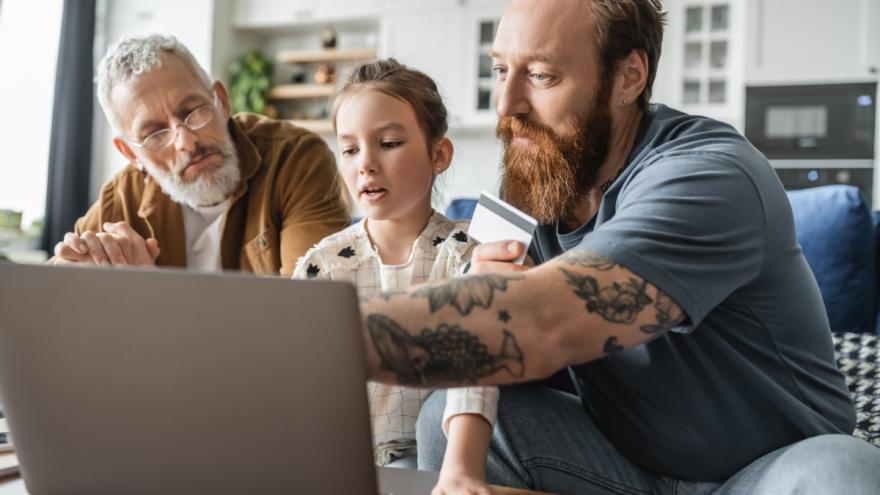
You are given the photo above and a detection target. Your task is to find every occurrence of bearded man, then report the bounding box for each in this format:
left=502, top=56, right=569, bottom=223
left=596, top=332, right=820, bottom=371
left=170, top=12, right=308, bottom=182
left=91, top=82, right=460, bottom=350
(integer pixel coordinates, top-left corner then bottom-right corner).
left=356, top=1, right=880, bottom=494
left=49, top=35, right=349, bottom=276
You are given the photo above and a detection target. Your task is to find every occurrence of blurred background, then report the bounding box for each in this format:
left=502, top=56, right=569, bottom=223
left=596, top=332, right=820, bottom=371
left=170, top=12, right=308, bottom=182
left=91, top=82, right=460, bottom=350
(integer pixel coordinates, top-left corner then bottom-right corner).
left=0, top=0, right=877, bottom=262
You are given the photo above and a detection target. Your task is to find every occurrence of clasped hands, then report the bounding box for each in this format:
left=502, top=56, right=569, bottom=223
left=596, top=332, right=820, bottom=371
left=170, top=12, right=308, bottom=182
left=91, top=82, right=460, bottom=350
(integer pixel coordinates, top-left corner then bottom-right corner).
left=49, top=222, right=160, bottom=268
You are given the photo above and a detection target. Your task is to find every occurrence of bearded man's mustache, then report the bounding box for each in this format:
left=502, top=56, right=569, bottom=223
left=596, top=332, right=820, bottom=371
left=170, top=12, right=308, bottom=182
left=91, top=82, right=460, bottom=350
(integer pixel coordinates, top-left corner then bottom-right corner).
left=497, top=116, right=583, bottom=224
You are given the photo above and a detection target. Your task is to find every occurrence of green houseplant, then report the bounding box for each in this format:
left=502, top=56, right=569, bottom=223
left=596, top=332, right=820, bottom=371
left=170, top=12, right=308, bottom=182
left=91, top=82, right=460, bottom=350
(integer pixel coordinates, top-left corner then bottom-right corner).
left=229, top=51, right=274, bottom=115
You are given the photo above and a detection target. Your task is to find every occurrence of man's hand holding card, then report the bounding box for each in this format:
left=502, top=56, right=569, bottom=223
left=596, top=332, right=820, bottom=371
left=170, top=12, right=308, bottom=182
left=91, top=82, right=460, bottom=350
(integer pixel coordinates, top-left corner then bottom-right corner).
left=467, top=192, right=538, bottom=274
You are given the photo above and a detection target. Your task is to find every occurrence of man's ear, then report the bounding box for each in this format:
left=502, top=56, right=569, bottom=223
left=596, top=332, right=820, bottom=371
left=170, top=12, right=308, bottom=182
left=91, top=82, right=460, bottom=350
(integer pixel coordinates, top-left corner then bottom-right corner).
left=615, top=49, right=648, bottom=107
left=213, top=80, right=231, bottom=118
left=113, top=136, right=139, bottom=165
left=431, top=137, right=454, bottom=175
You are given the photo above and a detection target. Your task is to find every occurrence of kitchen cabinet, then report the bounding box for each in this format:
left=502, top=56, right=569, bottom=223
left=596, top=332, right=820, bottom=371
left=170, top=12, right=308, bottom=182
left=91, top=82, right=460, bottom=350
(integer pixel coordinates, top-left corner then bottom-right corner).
left=381, top=0, right=461, bottom=12
left=232, top=0, right=379, bottom=28
left=232, top=0, right=315, bottom=27
left=379, top=8, right=467, bottom=121
left=459, top=0, right=506, bottom=126
left=104, top=0, right=216, bottom=71
left=745, top=0, right=880, bottom=84
left=652, top=0, right=746, bottom=130
left=379, top=0, right=505, bottom=128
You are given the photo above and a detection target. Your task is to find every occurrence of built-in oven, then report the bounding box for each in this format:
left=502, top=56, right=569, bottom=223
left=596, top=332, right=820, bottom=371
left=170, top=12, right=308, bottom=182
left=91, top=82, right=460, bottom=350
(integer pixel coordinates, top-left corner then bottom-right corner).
left=745, top=82, right=877, bottom=204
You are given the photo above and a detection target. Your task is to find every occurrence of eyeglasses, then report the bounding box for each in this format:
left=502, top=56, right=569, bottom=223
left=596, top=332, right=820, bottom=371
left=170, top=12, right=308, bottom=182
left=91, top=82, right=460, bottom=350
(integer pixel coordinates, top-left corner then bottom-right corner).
left=126, top=98, right=218, bottom=152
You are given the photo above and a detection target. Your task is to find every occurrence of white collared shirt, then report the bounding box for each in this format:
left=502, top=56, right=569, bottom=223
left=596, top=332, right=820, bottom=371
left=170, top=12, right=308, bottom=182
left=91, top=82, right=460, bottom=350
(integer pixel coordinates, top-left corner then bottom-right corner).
left=293, top=212, right=499, bottom=465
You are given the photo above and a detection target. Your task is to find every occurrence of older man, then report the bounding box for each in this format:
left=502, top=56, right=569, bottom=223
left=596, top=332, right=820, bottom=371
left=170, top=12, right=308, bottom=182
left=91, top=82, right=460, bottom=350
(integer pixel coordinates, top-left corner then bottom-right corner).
left=356, top=1, right=880, bottom=494
left=50, top=35, right=349, bottom=276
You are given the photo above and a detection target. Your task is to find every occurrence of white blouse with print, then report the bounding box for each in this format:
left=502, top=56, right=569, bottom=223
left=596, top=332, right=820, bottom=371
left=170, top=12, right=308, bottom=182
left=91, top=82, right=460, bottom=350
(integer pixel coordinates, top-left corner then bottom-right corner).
left=293, top=212, right=499, bottom=466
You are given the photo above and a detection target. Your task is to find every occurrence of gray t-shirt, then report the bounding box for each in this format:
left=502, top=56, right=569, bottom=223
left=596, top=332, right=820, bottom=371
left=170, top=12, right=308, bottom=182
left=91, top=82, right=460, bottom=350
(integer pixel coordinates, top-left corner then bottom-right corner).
left=530, top=104, right=855, bottom=481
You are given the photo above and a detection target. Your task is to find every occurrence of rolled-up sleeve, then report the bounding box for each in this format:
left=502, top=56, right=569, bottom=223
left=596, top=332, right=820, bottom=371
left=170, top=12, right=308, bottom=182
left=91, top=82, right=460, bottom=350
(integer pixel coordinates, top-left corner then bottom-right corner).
left=442, top=386, right=500, bottom=435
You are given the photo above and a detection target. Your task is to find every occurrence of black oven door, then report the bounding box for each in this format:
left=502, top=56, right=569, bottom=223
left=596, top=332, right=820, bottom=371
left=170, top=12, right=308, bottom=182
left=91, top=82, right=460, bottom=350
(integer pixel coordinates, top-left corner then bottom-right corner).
left=745, top=83, right=876, bottom=160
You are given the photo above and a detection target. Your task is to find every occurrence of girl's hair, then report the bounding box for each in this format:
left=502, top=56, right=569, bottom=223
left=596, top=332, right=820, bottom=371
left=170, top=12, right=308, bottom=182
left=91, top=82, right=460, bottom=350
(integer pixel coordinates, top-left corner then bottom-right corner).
left=331, top=58, right=449, bottom=146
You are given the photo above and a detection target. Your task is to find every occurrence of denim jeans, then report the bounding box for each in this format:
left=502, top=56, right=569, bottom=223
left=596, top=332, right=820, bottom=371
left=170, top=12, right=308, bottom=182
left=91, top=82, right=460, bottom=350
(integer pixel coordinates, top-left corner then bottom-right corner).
left=416, top=385, right=880, bottom=495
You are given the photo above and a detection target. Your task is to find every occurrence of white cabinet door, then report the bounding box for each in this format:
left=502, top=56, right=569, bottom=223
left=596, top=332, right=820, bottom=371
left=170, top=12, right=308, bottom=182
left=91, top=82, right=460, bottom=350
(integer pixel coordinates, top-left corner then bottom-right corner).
left=313, top=0, right=381, bottom=21
left=233, top=0, right=382, bottom=26
left=655, top=0, right=746, bottom=130
left=106, top=0, right=160, bottom=28
left=232, top=0, right=315, bottom=28
left=103, top=0, right=215, bottom=71
left=379, top=9, right=467, bottom=121
left=381, top=0, right=460, bottom=12
left=868, top=0, right=880, bottom=75
left=459, top=0, right=506, bottom=125
left=746, top=0, right=878, bottom=84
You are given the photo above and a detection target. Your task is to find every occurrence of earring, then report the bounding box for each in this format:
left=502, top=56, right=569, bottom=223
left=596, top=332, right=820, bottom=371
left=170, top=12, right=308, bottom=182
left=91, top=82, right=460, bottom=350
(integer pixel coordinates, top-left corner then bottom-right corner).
left=622, top=98, right=628, bottom=105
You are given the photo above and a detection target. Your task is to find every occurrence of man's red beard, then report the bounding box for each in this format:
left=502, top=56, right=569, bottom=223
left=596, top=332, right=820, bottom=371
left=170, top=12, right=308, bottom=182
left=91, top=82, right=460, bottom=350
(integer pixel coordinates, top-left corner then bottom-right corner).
left=497, top=87, right=613, bottom=225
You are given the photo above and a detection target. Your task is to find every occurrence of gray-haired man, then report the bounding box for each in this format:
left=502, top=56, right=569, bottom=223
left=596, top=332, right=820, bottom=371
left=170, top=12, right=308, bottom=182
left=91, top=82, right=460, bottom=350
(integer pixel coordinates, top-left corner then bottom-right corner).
left=50, top=35, right=349, bottom=276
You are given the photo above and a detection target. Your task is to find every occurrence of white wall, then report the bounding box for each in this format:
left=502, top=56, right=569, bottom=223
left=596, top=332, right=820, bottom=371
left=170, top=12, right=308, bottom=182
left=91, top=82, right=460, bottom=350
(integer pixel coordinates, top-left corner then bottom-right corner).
left=0, top=0, right=64, bottom=226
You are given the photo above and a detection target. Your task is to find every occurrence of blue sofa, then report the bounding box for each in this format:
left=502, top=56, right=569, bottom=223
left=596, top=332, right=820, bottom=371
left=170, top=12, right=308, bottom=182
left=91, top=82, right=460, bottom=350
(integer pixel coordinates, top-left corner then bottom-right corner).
left=786, top=186, right=879, bottom=334
left=446, top=185, right=880, bottom=446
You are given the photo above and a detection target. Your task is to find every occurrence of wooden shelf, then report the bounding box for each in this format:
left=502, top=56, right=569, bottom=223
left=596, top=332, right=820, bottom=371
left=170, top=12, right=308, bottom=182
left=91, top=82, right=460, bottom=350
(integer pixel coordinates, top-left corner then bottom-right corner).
left=267, top=84, right=335, bottom=100
left=277, top=48, right=377, bottom=64
left=290, top=119, right=334, bottom=134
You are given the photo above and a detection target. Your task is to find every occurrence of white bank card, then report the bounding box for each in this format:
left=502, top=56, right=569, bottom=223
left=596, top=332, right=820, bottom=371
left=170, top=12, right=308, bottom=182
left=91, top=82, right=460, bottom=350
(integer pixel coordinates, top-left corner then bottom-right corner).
left=467, top=191, right=538, bottom=265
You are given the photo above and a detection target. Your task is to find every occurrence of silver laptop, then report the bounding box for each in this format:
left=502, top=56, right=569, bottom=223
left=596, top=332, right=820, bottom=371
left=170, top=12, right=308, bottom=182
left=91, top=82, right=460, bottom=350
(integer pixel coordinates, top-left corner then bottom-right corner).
left=0, top=263, right=437, bottom=494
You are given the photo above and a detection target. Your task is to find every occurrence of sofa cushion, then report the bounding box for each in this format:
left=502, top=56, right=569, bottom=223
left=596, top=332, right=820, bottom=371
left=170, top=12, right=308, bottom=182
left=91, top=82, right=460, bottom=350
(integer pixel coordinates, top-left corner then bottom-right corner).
left=787, top=186, right=876, bottom=333
left=445, top=198, right=478, bottom=220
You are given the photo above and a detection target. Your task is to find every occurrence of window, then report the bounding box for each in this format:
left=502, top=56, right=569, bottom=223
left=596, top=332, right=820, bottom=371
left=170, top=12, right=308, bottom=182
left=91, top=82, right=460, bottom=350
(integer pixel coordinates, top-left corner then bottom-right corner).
left=0, top=0, right=64, bottom=256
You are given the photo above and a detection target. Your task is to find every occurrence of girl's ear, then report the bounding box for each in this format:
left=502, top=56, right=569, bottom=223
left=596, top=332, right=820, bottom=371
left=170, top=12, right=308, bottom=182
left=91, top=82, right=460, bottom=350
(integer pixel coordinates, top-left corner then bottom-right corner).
left=431, top=137, right=454, bottom=175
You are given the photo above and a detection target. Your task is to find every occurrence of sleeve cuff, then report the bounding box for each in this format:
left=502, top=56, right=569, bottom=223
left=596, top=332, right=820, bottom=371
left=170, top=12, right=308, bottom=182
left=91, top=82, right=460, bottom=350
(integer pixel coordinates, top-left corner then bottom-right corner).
left=441, top=386, right=500, bottom=436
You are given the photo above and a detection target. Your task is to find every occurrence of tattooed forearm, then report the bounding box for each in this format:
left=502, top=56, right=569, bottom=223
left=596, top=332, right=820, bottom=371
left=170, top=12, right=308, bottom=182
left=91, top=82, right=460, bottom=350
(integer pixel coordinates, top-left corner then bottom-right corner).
left=410, top=274, right=524, bottom=315
left=640, top=289, right=686, bottom=334
left=498, top=310, right=511, bottom=323
left=558, top=251, right=618, bottom=271
left=560, top=268, right=652, bottom=324
left=366, top=313, right=525, bottom=386
left=603, top=336, right=624, bottom=355
left=359, top=290, right=406, bottom=304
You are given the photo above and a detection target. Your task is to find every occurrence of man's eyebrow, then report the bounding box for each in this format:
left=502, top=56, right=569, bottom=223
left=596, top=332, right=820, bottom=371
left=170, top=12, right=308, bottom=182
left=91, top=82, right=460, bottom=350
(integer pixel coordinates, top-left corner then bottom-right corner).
left=178, top=94, right=209, bottom=109
left=489, top=50, right=557, bottom=65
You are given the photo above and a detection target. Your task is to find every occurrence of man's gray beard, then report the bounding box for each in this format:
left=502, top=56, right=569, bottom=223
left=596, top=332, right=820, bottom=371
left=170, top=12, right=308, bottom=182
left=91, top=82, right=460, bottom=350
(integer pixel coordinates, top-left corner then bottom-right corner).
left=142, top=138, right=241, bottom=209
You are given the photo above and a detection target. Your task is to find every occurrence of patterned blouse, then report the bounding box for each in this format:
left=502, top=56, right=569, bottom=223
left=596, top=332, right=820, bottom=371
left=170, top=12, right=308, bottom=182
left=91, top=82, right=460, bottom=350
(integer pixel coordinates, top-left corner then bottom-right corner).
left=293, top=212, right=499, bottom=465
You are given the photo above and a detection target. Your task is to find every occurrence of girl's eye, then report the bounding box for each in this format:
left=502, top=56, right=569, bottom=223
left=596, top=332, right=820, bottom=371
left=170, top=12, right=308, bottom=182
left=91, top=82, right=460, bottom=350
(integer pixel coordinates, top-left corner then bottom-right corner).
left=381, top=141, right=403, bottom=149
left=340, top=147, right=357, bottom=156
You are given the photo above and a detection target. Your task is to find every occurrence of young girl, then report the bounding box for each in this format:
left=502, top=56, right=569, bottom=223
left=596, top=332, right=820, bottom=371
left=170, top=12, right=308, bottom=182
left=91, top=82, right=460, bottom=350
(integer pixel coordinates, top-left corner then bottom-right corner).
left=293, top=59, right=497, bottom=493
